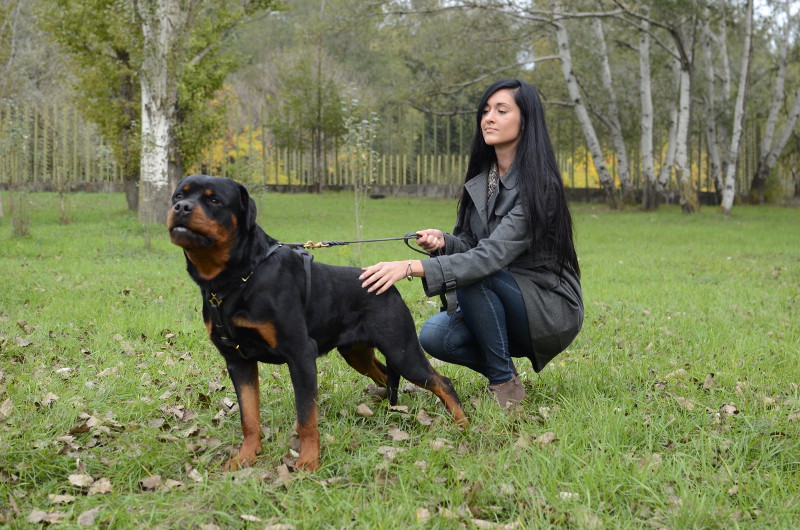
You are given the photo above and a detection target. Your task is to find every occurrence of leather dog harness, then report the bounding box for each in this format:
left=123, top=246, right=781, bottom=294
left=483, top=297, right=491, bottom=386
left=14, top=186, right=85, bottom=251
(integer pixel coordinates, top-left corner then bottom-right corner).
left=203, top=242, right=313, bottom=353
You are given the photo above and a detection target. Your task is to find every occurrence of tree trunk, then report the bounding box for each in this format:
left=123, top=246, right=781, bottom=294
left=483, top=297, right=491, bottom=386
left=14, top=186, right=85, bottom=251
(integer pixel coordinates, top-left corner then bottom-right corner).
left=670, top=21, right=698, bottom=214
left=701, top=19, right=723, bottom=199
left=553, top=13, right=619, bottom=209
left=638, top=16, right=656, bottom=210
left=592, top=18, right=634, bottom=204
left=135, top=0, right=189, bottom=225
left=748, top=3, right=795, bottom=204
left=720, top=0, right=753, bottom=214
left=749, top=87, right=800, bottom=203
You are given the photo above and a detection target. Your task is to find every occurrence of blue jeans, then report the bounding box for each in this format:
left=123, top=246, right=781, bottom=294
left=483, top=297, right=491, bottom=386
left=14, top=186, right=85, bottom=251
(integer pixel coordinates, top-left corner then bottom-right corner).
left=419, top=270, right=532, bottom=385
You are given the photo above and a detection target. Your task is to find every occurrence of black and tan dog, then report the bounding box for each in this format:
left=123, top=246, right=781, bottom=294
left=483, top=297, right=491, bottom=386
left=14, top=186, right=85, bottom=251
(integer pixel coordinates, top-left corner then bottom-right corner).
left=167, top=174, right=467, bottom=471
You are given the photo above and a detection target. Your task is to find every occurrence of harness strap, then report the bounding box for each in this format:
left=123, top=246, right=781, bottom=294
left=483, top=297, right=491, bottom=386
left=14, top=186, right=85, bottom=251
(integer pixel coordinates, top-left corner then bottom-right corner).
left=205, top=242, right=313, bottom=354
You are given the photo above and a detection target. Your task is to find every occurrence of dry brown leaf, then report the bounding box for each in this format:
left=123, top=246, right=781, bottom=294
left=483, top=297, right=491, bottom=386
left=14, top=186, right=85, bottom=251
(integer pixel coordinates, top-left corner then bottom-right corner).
left=387, top=425, right=409, bottom=442
left=139, top=475, right=161, bottom=491
left=416, top=507, right=431, bottom=522
left=240, top=514, right=262, bottom=523
left=0, top=399, right=12, bottom=418
left=666, top=369, right=688, bottom=379
left=276, top=464, right=292, bottom=485
left=356, top=403, right=374, bottom=417
left=377, top=446, right=405, bottom=460
left=48, top=494, right=76, bottom=505
left=28, top=510, right=67, bottom=524
left=188, top=468, right=204, bottom=483
left=389, top=405, right=409, bottom=414
left=703, top=373, right=717, bottom=390
left=163, top=479, right=185, bottom=490
left=675, top=397, right=695, bottom=411
left=88, top=477, right=112, bottom=495
left=720, top=403, right=739, bottom=416
left=42, top=393, right=59, bottom=406
left=77, top=507, right=101, bottom=526
left=430, top=438, right=453, bottom=451
left=416, top=409, right=434, bottom=426
left=68, top=473, right=94, bottom=488
left=181, top=424, right=200, bottom=438
left=514, top=433, right=531, bottom=449
left=788, top=411, right=800, bottom=422
left=536, top=432, right=558, bottom=445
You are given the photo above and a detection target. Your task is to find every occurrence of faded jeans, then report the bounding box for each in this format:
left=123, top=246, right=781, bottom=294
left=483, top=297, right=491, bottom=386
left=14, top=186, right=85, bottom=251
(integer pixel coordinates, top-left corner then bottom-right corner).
left=419, top=269, right=532, bottom=385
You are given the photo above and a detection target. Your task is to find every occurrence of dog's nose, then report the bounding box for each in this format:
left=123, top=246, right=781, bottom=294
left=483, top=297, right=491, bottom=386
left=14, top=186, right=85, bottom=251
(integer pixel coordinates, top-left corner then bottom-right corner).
left=173, top=200, right=194, bottom=215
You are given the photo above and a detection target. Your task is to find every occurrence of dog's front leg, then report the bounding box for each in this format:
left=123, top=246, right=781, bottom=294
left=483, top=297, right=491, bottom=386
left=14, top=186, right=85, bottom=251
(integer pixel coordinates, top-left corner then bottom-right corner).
left=287, top=348, right=320, bottom=471
left=223, top=359, right=262, bottom=471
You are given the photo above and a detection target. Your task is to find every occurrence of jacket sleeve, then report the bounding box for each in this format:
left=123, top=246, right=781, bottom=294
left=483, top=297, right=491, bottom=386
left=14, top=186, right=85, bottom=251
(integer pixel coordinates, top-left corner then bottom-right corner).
left=421, top=201, right=529, bottom=297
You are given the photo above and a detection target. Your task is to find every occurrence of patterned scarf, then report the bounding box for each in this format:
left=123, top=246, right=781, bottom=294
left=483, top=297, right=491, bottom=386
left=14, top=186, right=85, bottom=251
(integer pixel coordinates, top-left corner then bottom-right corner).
left=486, top=162, right=499, bottom=206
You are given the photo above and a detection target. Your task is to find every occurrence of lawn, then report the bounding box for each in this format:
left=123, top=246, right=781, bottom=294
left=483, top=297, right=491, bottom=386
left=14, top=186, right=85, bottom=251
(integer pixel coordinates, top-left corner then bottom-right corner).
left=1, top=190, right=799, bottom=528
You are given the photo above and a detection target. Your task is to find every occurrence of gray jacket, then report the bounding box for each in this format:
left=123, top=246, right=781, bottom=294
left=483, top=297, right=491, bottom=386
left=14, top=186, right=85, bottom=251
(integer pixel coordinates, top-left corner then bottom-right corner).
left=421, top=165, right=584, bottom=372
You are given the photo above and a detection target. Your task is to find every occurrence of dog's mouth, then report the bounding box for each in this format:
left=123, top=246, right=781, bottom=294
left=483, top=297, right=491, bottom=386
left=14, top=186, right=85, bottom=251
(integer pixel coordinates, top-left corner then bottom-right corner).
left=169, top=224, right=213, bottom=248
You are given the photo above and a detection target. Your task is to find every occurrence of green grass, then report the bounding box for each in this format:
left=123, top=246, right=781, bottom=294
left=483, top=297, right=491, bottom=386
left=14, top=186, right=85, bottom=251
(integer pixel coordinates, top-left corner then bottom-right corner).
left=1, top=191, right=799, bottom=528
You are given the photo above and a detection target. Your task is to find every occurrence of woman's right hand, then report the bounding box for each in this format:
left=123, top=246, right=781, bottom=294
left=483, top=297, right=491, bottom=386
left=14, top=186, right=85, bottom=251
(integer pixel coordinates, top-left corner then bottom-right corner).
left=416, top=229, right=445, bottom=253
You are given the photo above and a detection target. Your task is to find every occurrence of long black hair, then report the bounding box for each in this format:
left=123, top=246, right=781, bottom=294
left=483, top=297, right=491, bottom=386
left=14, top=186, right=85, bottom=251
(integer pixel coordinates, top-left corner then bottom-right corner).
left=456, top=78, right=580, bottom=276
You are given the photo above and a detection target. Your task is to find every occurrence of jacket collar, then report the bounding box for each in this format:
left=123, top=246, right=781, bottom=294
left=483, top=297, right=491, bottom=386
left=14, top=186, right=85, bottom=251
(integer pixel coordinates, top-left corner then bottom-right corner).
left=464, top=164, right=518, bottom=227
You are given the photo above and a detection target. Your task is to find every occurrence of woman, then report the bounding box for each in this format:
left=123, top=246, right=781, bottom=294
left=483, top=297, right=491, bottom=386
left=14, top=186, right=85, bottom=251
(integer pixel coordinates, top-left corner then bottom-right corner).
left=359, top=78, right=583, bottom=409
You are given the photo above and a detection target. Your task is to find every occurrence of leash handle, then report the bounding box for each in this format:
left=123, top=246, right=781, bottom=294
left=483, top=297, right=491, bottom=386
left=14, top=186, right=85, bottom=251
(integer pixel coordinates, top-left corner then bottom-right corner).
left=403, top=232, right=431, bottom=256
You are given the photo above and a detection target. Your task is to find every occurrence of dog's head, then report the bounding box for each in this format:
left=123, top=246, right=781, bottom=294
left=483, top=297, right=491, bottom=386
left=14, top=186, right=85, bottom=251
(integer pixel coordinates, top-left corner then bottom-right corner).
left=167, top=174, right=257, bottom=279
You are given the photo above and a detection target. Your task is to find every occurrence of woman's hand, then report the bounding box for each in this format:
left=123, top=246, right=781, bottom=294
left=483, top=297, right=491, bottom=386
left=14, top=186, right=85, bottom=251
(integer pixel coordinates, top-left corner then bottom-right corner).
left=359, top=261, right=410, bottom=295
left=416, top=229, right=445, bottom=253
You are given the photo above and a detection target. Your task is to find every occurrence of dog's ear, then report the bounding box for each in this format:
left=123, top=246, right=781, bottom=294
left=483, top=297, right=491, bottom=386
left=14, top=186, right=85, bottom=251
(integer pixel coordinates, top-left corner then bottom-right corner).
left=238, top=183, right=257, bottom=230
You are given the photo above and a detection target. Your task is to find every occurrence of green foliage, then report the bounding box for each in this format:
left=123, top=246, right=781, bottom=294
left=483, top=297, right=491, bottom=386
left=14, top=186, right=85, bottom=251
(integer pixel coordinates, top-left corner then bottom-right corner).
left=1, top=192, right=799, bottom=527
left=39, top=0, right=280, bottom=178
left=266, top=53, right=345, bottom=152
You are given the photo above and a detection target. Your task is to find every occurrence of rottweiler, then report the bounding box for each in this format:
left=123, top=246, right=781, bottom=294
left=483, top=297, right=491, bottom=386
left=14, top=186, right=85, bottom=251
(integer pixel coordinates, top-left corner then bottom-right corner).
left=167, top=174, right=467, bottom=471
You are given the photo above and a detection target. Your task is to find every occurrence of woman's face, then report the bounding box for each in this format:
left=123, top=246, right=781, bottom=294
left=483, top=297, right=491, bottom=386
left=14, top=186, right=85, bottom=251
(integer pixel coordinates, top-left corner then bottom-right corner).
left=481, top=89, right=521, bottom=152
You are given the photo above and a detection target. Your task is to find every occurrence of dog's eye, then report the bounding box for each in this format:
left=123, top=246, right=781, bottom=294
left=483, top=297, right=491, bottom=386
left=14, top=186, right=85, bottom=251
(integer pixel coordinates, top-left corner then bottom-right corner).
left=174, top=193, right=183, bottom=201
left=208, top=196, right=220, bottom=205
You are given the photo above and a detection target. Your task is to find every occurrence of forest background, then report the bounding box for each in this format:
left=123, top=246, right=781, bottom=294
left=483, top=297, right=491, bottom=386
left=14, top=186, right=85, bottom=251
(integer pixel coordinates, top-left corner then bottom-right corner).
left=0, top=0, right=799, bottom=226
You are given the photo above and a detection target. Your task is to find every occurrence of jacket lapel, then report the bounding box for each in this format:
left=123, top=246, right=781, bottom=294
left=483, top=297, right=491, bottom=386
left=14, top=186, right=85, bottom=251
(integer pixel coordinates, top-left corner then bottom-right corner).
left=464, top=172, right=489, bottom=229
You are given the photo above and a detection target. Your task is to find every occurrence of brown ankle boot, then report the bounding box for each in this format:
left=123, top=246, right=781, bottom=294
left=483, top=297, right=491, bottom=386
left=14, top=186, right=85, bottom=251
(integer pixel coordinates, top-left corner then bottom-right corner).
left=488, top=374, right=525, bottom=409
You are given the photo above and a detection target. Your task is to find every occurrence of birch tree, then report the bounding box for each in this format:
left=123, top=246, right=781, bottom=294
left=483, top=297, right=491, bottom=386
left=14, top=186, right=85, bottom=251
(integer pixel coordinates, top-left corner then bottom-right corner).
left=719, top=0, right=753, bottom=214
left=132, top=0, right=276, bottom=224
left=552, top=4, right=620, bottom=208
left=638, top=14, right=658, bottom=209
left=133, top=0, right=192, bottom=224
left=591, top=16, right=634, bottom=204
left=748, top=0, right=800, bottom=204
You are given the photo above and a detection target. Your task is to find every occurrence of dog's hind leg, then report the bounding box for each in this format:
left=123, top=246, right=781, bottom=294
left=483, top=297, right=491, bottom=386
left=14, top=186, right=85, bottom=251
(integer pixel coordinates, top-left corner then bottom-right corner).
left=383, top=342, right=468, bottom=427
left=338, top=343, right=388, bottom=386
left=386, top=365, right=401, bottom=406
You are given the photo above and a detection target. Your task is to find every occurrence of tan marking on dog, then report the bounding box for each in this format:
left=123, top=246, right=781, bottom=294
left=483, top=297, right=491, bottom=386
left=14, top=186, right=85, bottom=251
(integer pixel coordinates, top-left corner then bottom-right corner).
left=231, top=318, right=278, bottom=349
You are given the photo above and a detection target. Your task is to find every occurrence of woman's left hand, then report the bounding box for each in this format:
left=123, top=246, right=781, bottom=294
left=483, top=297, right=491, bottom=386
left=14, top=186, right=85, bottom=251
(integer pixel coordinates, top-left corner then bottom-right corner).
left=359, top=261, right=408, bottom=295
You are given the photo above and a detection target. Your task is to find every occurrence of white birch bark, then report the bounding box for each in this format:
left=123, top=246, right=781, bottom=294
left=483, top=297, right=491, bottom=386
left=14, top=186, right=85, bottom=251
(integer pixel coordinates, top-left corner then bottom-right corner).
left=592, top=17, right=633, bottom=202
left=135, top=0, right=190, bottom=225
left=656, top=55, right=680, bottom=193
left=750, top=1, right=796, bottom=203
left=701, top=18, right=723, bottom=194
left=720, top=0, right=753, bottom=214
left=671, top=22, right=698, bottom=213
left=553, top=11, right=619, bottom=208
left=639, top=16, right=656, bottom=208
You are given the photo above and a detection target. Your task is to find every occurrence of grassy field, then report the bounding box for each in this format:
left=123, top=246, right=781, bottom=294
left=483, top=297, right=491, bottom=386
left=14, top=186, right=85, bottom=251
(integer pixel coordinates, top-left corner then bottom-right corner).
left=1, top=191, right=799, bottom=528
